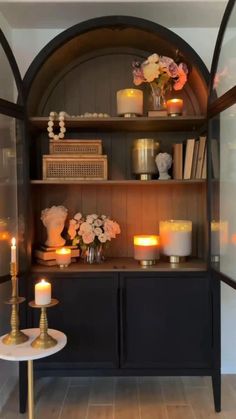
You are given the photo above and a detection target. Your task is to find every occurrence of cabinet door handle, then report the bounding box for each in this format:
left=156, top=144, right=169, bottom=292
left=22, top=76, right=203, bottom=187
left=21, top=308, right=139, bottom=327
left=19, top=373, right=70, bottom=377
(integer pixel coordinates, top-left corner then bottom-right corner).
left=120, top=287, right=127, bottom=365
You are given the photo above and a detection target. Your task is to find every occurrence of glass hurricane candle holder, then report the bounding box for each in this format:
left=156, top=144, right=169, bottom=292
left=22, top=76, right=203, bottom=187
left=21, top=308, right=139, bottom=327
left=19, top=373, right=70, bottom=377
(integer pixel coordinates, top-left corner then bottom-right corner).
left=166, top=99, right=183, bottom=116
left=55, top=247, right=71, bottom=268
left=133, top=235, right=160, bottom=266
left=117, top=88, right=143, bottom=117
left=159, top=220, right=192, bottom=263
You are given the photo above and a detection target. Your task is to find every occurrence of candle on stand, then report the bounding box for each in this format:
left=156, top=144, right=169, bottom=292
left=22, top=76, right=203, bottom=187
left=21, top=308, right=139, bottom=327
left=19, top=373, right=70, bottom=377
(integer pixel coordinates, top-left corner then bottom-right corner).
left=35, top=279, right=51, bottom=305
left=117, top=89, right=143, bottom=117
left=159, top=220, right=192, bottom=263
left=11, top=237, right=16, bottom=263
left=133, top=235, right=160, bottom=266
left=166, top=99, right=183, bottom=116
left=55, top=247, right=71, bottom=268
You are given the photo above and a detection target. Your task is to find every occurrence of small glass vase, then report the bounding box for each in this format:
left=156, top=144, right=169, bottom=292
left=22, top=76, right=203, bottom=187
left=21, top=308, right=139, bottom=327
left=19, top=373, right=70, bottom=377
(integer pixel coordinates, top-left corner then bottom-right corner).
left=83, top=244, right=104, bottom=264
left=149, top=84, right=166, bottom=111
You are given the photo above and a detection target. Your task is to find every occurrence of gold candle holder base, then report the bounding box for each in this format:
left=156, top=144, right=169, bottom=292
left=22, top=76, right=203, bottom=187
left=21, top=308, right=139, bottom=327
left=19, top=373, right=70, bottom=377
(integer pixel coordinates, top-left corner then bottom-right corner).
left=29, top=299, right=59, bottom=349
left=168, top=113, right=182, bottom=117
left=140, top=174, right=152, bottom=180
left=139, top=260, right=156, bottom=267
left=169, top=255, right=186, bottom=263
left=123, top=113, right=137, bottom=118
left=2, top=263, right=29, bottom=346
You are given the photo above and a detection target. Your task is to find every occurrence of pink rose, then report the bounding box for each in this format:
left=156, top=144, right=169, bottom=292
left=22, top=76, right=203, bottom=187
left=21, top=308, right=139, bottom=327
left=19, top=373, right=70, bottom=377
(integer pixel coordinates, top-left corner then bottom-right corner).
left=82, top=231, right=95, bottom=244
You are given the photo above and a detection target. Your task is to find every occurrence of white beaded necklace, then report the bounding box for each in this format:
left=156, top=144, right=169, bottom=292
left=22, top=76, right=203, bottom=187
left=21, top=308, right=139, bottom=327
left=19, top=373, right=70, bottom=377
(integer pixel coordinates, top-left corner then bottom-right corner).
left=47, top=111, right=68, bottom=141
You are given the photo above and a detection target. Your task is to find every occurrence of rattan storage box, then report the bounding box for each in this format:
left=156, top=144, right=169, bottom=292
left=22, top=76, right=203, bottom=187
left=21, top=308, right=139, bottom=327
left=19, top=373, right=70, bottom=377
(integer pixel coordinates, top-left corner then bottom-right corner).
left=43, top=155, right=108, bottom=180
left=49, top=139, right=102, bottom=155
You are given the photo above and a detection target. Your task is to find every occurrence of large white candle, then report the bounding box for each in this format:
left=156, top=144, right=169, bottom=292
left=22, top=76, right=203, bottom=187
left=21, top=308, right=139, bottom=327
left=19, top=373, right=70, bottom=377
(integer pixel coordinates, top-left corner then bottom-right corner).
left=133, top=235, right=159, bottom=263
left=159, top=220, right=192, bottom=258
left=211, top=220, right=228, bottom=256
left=11, top=237, right=16, bottom=263
left=35, top=279, right=51, bottom=305
left=55, top=247, right=71, bottom=268
left=117, top=89, right=143, bottom=116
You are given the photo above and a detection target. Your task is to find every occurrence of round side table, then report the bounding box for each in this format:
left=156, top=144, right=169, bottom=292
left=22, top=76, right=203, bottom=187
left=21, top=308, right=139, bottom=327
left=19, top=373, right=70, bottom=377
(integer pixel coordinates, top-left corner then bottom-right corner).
left=0, top=328, right=67, bottom=419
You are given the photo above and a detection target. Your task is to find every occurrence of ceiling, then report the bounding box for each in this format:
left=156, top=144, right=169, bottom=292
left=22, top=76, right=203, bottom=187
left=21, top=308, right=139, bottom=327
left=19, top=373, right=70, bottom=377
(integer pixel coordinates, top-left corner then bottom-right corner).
left=0, top=1, right=228, bottom=29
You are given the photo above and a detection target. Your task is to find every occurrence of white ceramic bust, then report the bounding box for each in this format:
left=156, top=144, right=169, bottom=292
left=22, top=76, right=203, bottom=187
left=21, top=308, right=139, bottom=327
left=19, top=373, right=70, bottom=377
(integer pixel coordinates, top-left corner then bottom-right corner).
left=41, top=205, right=68, bottom=247
left=155, top=152, right=172, bottom=180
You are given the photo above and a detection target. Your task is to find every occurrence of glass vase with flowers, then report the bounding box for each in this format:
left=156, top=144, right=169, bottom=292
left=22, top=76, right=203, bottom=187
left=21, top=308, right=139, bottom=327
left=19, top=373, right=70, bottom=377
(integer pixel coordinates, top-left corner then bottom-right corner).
left=68, top=212, right=121, bottom=264
left=132, top=53, right=188, bottom=111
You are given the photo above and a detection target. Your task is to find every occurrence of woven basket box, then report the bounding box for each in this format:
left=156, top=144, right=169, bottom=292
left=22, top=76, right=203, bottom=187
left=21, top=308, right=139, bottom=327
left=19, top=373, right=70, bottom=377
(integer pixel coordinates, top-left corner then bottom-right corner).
left=43, top=155, right=108, bottom=180
left=49, top=139, right=102, bottom=155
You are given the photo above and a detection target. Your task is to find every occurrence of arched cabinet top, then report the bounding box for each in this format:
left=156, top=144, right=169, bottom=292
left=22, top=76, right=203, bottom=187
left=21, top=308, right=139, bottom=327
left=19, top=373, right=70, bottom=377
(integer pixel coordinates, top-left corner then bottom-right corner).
left=23, top=16, right=209, bottom=117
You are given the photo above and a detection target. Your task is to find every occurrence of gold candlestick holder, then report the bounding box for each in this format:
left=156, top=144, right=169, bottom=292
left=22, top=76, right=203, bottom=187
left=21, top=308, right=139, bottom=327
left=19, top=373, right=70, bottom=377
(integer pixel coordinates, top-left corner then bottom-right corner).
left=29, top=299, right=59, bottom=349
left=2, top=262, right=29, bottom=345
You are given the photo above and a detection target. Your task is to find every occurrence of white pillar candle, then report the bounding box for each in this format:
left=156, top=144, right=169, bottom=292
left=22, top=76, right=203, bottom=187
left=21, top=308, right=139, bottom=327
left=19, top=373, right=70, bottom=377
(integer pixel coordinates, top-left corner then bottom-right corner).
left=166, top=99, right=183, bottom=116
left=11, top=237, right=16, bottom=263
left=35, top=279, right=51, bottom=305
left=159, top=220, right=192, bottom=257
left=133, top=235, right=160, bottom=263
left=117, top=89, right=143, bottom=116
left=55, top=247, right=71, bottom=268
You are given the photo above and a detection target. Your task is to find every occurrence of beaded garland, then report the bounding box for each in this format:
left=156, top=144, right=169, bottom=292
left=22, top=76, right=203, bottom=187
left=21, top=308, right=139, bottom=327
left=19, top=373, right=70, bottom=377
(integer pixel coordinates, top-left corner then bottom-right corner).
left=47, top=111, right=68, bottom=141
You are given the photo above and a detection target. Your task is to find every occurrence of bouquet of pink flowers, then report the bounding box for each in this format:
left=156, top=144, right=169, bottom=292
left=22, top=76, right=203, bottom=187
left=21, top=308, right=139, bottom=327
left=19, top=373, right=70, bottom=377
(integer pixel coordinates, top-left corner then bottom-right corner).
left=132, top=53, right=188, bottom=93
left=68, top=212, right=121, bottom=251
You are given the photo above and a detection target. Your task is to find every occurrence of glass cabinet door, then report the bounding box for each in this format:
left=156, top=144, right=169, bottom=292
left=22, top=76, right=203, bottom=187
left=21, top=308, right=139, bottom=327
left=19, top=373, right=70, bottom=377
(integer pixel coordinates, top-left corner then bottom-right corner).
left=209, top=0, right=236, bottom=286
left=0, top=29, right=27, bottom=280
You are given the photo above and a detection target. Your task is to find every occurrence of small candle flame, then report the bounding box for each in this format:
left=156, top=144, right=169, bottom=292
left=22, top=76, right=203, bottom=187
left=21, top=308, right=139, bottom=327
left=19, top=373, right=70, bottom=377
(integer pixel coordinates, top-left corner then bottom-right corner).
left=11, top=237, right=16, bottom=246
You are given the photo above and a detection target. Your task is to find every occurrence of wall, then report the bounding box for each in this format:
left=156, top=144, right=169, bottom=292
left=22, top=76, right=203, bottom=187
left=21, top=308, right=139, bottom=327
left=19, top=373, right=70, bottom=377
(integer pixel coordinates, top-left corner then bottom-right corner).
left=2, top=6, right=236, bottom=374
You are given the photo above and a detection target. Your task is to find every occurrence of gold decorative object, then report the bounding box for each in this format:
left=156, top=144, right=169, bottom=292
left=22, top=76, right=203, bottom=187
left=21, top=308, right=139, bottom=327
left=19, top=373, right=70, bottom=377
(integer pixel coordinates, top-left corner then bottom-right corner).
left=2, top=262, right=29, bottom=345
left=29, top=299, right=59, bottom=349
left=132, top=138, right=160, bottom=180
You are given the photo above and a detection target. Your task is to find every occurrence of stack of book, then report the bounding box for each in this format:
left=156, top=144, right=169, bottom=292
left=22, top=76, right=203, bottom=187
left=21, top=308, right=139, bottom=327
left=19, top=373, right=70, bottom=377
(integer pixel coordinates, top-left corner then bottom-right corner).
left=173, top=136, right=208, bottom=180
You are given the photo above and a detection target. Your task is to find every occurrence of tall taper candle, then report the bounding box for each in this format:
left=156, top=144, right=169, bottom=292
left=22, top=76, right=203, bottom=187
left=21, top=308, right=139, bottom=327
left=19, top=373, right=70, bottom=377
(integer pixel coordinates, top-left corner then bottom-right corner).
left=11, top=237, right=16, bottom=263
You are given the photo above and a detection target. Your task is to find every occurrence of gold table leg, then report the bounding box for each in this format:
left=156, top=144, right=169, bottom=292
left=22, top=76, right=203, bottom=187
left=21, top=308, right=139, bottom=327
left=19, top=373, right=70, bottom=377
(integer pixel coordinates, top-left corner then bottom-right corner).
left=27, top=360, right=34, bottom=419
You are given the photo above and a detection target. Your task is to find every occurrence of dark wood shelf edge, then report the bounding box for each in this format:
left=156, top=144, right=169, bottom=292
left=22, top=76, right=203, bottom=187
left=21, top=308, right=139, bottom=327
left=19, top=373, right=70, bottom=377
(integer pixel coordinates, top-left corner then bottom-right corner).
left=30, top=179, right=206, bottom=185
left=31, top=257, right=207, bottom=274
left=29, top=115, right=206, bottom=132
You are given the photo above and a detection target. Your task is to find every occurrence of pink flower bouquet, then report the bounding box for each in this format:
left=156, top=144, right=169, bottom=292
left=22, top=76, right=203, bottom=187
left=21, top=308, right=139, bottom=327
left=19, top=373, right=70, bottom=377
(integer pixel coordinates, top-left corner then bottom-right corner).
left=132, top=53, right=188, bottom=94
left=68, top=212, right=121, bottom=256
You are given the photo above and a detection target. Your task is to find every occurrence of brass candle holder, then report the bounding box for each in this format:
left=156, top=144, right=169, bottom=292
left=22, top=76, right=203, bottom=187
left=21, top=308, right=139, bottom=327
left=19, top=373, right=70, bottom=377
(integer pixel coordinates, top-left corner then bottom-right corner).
left=2, top=262, right=29, bottom=345
left=29, top=299, right=59, bottom=349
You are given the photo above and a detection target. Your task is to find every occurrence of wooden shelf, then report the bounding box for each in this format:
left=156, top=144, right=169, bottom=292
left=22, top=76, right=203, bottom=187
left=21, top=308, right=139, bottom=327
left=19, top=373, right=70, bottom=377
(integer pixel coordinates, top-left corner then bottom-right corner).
left=30, top=179, right=206, bottom=185
left=32, top=257, right=207, bottom=274
left=29, top=116, right=206, bottom=133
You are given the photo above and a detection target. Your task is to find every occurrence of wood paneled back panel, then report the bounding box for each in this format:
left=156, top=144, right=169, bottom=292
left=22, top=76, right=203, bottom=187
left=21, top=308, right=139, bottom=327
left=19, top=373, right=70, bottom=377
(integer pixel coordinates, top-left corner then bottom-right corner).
left=31, top=183, right=206, bottom=259
left=38, top=51, right=200, bottom=118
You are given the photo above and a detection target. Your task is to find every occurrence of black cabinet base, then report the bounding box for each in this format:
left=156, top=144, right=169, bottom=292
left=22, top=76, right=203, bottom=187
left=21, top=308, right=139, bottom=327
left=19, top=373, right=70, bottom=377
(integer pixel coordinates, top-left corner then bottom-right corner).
left=212, top=371, right=221, bottom=412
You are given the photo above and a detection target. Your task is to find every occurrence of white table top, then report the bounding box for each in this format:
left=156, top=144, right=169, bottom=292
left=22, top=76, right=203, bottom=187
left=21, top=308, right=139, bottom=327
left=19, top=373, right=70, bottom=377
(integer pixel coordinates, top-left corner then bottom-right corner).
left=0, top=329, right=67, bottom=361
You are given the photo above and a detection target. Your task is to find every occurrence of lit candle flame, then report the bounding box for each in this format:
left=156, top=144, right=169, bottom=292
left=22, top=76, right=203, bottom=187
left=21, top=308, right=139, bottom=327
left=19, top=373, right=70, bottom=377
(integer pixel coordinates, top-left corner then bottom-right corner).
left=11, top=237, right=16, bottom=246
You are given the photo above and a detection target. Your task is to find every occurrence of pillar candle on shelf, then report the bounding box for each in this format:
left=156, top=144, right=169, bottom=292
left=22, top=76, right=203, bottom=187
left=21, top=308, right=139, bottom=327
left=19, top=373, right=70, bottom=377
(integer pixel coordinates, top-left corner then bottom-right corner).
left=11, top=237, right=16, bottom=263
left=35, top=279, right=51, bottom=305
left=159, top=220, right=192, bottom=262
left=166, top=99, right=183, bottom=116
left=55, top=247, right=71, bottom=268
left=117, top=89, right=143, bottom=116
left=133, top=235, right=159, bottom=265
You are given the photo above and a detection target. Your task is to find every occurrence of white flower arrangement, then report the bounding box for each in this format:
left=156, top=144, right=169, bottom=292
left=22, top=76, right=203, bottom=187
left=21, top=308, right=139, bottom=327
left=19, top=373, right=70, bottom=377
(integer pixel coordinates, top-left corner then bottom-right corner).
left=68, top=212, right=121, bottom=252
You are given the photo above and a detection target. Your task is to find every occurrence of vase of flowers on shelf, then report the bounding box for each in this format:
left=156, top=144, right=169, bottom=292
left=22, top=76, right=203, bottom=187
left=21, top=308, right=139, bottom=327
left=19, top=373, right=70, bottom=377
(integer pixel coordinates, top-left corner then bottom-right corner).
left=132, top=53, right=188, bottom=111
left=68, top=212, right=121, bottom=264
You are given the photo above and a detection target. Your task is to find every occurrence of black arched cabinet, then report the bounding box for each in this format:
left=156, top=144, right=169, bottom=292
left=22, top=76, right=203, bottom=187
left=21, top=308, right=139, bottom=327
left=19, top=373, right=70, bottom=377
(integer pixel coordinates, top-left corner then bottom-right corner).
left=2, top=4, right=236, bottom=413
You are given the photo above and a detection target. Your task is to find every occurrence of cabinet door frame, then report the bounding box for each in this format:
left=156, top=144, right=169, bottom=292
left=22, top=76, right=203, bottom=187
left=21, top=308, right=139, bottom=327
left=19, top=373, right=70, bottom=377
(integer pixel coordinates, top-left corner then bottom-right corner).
left=119, top=271, right=213, bottom=371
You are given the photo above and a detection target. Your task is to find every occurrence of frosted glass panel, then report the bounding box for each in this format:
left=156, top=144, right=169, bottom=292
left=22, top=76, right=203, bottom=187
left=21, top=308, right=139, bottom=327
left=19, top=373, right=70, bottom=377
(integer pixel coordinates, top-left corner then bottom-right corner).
left=211, top=105, right=236, bottom=282
left=213, top=3, right=236, bottom=98
left=0, top=114, right=18, bottom=276
left=0, top=44, right=17, bottom=103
